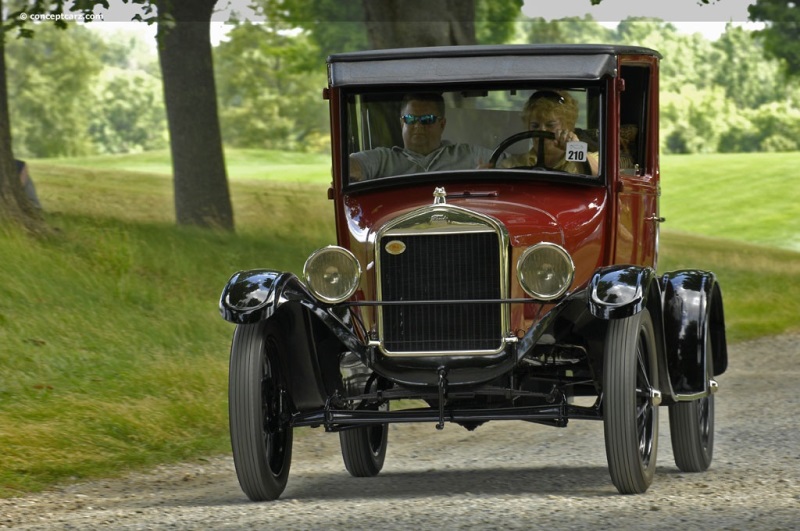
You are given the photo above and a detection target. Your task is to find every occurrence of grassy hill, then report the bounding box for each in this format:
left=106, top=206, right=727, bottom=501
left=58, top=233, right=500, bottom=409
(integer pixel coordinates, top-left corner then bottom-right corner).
left=661, top=152, right=800, bottom=251
left=1, top=150, right=798, bottom=496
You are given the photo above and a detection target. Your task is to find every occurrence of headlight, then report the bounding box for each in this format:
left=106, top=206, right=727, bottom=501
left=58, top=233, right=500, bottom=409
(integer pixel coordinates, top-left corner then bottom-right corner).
left=516, top=243, right=575, bottom=300
left=303, top=246, right=361, bottom=303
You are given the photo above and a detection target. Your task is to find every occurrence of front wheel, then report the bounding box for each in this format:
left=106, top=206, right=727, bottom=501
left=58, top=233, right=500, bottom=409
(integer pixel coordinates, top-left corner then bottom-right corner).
left=229, top=321, right=293, bottom=501
left=603, top=308, right=660, bottom=494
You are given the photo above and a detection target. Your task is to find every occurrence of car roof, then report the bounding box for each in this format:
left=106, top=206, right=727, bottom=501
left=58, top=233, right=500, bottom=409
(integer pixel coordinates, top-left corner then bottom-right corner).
left=327, top=44, right=661, bottom=87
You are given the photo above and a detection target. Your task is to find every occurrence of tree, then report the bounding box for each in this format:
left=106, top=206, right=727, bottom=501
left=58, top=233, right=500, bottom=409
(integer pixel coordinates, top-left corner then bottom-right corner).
left=258, top=0, right=368, bottom=64
left=2, top=0, right=233, bottom=230
left=0, top=0, right=41, bottom=229
left=363, top=0, right=476, bottom=49
left=155, top=0, right=233, bottom=230
left=257, top=0, right=523, bottom=56
left=749, top=0, right=800, bottom=78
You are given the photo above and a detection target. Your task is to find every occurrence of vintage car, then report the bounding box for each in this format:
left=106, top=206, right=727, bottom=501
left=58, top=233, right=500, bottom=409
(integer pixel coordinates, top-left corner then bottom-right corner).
left=219, top=44, right=728, bottom=501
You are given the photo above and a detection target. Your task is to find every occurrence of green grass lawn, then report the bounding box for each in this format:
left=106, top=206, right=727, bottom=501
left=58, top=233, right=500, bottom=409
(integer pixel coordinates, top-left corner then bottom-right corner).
left=38, top=148, right=332, bottom=183
left=1, top=149, right=798, bottom=497
left=661, top=152, right=800, bottom=251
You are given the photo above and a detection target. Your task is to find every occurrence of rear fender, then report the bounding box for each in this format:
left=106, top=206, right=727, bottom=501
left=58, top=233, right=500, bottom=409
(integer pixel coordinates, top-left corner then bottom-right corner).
left=661, top=270, right=728, bottom=397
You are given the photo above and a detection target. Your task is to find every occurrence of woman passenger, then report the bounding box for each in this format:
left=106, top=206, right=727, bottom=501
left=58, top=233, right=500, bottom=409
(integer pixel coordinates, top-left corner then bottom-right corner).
left=502, top=90, right=599, bottom=175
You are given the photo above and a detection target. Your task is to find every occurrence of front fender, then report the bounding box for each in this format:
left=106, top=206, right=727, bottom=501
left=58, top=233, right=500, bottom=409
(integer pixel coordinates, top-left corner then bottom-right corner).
left=219, top=269, right=289, bottom=324
left=661, top=270, right=728, bottom=395
left=588, top=265, right=659, bottom=319
left=219, top=269, right=366, bottom=356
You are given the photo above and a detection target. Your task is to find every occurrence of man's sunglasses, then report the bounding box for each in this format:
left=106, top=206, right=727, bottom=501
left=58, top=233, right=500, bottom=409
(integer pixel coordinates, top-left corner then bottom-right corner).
left=530, top=91, right=565, bottom=104
left=400, top=114, right=440, bottom=125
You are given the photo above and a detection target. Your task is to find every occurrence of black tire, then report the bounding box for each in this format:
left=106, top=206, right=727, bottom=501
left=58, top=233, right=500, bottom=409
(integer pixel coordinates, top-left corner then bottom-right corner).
left=339, top=405, right=388, bottom=477
left=603, top=308, right=659, bottom=494
left=669, top=334, right=715, bottom=472
left=229, top=322, right=293, bottom=501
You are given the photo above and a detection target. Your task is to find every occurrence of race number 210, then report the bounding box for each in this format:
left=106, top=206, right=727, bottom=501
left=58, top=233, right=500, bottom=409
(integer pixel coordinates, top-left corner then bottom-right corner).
left=565, top=141, right=588, bottom=162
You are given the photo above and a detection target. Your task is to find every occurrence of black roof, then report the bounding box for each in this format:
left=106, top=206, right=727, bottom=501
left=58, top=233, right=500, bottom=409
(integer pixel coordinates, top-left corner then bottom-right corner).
left=327, top=44, right=660, bottom=87
left=328, top=44, right=661, bottom=64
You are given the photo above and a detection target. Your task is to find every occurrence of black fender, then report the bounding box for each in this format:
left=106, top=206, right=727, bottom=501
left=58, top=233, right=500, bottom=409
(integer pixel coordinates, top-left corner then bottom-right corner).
left=661, top=270, right=728, bottom=396
left=220, top=269, right=365, bottom=354
left=588, top=265, right=660, bottom=320
left=220, top=269, right=366, bottom=410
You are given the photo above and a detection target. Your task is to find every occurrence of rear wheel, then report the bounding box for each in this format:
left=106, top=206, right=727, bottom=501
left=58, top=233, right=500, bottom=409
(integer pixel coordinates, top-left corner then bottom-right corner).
left=603, top=308, right=659, bottom=494
left=229, top=322, right=293, bottom=501
left=340, top=403, right=389, bottom=477
left=669, top=335, right=715, bottom=472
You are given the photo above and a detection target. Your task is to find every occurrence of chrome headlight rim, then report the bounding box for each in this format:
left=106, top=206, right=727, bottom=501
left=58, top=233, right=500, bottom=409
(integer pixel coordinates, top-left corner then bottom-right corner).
left=302, top=245, right=362, bottom=304
left=516, top=242, right=575, bottom=301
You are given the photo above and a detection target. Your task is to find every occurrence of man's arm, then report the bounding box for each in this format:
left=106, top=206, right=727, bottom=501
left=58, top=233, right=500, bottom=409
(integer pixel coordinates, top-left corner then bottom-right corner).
left=349, top=154, right=366, bottom=182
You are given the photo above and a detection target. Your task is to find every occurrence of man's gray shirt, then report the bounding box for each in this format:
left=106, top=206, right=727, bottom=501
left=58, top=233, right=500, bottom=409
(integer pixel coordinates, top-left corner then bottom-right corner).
left=351, top=141, right=497, bottom=180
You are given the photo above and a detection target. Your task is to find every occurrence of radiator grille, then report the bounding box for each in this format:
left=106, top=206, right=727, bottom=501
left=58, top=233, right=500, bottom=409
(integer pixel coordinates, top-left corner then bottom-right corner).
left=379, top=232, right=502, bottom=353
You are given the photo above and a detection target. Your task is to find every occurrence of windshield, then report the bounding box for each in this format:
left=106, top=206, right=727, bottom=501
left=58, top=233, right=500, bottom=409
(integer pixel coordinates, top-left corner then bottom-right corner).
left=345, top=87, right=603, bottom=184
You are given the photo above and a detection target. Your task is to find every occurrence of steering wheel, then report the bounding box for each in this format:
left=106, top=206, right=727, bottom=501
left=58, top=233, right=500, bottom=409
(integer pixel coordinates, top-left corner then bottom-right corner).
left=488, top=130, right=555, bottom=168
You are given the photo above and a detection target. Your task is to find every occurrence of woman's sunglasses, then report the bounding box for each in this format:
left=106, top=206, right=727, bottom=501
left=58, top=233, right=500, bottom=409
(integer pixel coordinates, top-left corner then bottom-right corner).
left=400, top=114, right=440, bottom=126
left=530, top=91, right=565, bottom=104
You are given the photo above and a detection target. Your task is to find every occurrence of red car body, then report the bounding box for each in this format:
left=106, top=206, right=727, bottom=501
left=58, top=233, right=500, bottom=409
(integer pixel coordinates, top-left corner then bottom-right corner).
left=220, top=45, right=727, bottom=501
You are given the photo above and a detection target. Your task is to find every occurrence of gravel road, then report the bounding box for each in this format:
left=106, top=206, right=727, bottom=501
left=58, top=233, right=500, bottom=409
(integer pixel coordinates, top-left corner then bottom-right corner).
left=2, top=333, right=799, bottom=530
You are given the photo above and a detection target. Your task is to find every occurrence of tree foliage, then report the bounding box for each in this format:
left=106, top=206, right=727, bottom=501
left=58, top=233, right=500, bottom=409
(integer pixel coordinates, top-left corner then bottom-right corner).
left=749, top=0, right=800, bottom=78
left=5, top=23, right=102, bottom=157
left=475, top=0, right=524, bottom=44
left=214, top=22, right=328, bottom=151
left=523, top=16, right=800, bottom=154
left=4, top=24, right=166, bottom=158
left=256, top=0, right=524, bottom=58
left=90, top=68, right=167, bottom=154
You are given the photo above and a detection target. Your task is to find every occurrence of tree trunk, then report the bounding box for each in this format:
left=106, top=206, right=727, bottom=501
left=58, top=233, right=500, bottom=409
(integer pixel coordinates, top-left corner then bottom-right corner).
left=157, top=0, right=234, bottom=230
left=362, top=0, right=477, bottom=49
left=0, top=0, right=41, bottom=230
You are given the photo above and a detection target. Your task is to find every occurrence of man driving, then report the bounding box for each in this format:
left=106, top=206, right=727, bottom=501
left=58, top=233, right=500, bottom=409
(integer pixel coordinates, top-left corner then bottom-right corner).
left=349, top=93, right=497, bottom=181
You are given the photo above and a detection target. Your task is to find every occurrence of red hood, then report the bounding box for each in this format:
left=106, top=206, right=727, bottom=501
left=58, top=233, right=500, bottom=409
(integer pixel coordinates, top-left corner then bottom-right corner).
left=343, top=181, right=607, bottom=253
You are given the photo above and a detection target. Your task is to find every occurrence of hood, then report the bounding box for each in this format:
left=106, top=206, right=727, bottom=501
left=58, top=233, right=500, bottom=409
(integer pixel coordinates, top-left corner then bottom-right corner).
left=344, top=182, right=607, bottom=250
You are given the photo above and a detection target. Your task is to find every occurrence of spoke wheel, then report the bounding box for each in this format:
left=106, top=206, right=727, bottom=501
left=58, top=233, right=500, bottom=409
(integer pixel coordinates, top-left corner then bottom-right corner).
left=669, top=334, right=715, bottom=472
left=339, top=403, right=389, bottom=477
left=603, top=308, right=659, bottom=494
left=229, top=322, right=293, bottom=501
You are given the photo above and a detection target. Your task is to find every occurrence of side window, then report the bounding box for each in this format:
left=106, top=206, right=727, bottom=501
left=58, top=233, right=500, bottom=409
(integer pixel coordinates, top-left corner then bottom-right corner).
left=619, top=66, right=650, bottom=174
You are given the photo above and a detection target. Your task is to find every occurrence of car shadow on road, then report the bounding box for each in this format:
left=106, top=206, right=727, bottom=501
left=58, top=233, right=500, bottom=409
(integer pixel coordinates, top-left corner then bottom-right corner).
left=283, top=465, right=616, bottom=500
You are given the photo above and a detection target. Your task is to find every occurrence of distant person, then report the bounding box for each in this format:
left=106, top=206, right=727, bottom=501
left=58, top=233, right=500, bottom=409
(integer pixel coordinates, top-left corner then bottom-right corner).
left=349, top=93, right=498, bottom=181
left=501, top=90, right=599, bottom=175
left=15, top=159, right=42, bottom=209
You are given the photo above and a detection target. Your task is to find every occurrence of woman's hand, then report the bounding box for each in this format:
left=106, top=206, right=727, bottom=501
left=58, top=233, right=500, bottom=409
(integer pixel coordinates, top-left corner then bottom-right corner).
left=553, top=128, right=578, bottom=150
